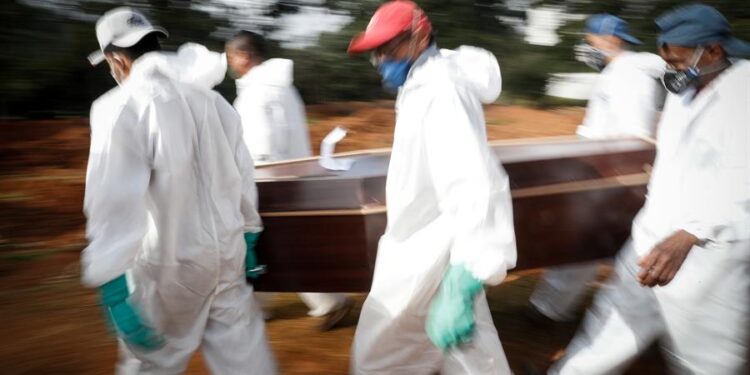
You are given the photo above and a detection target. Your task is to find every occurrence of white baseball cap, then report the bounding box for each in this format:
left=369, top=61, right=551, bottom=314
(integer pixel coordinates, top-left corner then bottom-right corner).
left=88, top=7, right=168, bottom=66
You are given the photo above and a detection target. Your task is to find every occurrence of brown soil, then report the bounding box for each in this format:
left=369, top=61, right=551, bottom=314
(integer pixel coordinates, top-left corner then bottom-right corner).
left=0, top=103, right=665, bottom=374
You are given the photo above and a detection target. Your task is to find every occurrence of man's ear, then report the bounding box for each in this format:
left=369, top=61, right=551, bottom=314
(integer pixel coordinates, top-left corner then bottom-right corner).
left=109, top=52, right=132, bottom=74
left=602, top=35, right=624, bottom=52
left=704, top=43, right=726, bottom=63
left=414, top=27, right=431, bottom=51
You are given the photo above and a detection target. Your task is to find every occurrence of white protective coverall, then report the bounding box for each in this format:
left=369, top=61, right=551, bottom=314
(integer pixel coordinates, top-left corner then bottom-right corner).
left=551, top=60, right=750, bottom=374
left=234, top=57, right=348, bottom=317
left=530, top=51, right=666, bottom=322
left=575, top=51, right=666, bottom=139
left=234, top=58, right=312, bottom=164
left=351, top=45, right=517, bottom=374
left=200, top=52, right=348, bottom=317
left=81, top=50, right=276, bottom=374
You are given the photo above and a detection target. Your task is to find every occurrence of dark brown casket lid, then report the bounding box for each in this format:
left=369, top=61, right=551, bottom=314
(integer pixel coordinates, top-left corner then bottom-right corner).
left=251, top=137, right=656, bottom=292
left=254, top=137, right=655, bottom=213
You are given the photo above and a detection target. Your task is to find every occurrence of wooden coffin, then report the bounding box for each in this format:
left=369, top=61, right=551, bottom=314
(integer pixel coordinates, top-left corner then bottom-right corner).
left=252, top=137, right=656, bottom=292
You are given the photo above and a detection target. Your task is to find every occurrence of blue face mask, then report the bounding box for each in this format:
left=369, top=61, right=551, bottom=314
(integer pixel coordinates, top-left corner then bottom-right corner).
left=378, top=59, right=412, bottom=90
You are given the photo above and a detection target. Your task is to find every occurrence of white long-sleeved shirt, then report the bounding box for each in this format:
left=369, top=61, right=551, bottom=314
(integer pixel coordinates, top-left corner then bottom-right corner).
left=631, top=59, right=750, bottom=255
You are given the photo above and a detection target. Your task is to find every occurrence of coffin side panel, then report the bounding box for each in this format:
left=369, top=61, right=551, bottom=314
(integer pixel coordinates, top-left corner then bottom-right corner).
left=513, top=185, right=647, bottom=270
left=252, top=215, right=375, bottom=292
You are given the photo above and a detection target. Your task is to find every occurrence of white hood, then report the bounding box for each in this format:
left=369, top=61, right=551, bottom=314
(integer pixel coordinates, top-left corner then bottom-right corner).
left=446, top=46, right=503, bottom=104
left=129, top=43, right=227, bottom=89
left=407, top=45, right=502, bottom=104
left=237, top=58, right=294, bottom=89
left=616, top=51, right=667, bottom=79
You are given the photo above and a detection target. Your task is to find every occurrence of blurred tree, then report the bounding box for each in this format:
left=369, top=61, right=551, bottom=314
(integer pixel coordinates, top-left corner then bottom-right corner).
left=1, top=0, right=237, bottom=117
left=1, top=0, right=749, bottom=117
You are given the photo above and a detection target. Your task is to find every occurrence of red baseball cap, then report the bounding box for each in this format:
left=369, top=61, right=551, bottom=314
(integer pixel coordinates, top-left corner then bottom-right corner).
left=347, top=0, right=432, bottom=55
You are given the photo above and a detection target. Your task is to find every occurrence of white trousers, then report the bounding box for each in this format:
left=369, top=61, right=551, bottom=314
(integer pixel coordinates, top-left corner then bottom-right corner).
left=529, top=262, right=602, bottom=322
left=255, top=292, right=348, bottom=317
left=351, top=232, right=510, bottom=375
left=116, top=276, right=276, bottom=375
left=352, top=290, right=510, bottom=375
left=550, top=240, right=750, bottom=375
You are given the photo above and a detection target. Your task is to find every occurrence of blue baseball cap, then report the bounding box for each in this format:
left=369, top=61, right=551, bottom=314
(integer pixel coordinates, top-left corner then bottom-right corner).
left=656, top=4, right=750, bottom=57
left=585, top=14, right=642, bottom=45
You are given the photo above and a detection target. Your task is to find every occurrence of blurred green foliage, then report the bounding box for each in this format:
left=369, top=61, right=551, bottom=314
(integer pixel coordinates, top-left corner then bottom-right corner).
left=1, top=0, right=748, bottom=117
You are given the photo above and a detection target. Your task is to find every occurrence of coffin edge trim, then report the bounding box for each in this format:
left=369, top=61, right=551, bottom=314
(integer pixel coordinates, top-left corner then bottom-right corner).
left=254, top=135, right=656, bottom=169
left=258, top=172, right=650, bottom=217
left=260, top=205, right=388, bottom=217
left=511, top=172, right=650, bottom=199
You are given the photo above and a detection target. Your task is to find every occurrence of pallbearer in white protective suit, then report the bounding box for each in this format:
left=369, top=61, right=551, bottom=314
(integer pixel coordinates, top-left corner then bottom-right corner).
left=82, top=8, right=276, bottom=374
left=347, top=1, right=517, bottom=374
left=224, top=31, right=312, bottom=165
left=551, top=4, right=750, bottom=374
left=139, top=30, right=353, bottom=330
left=529, top=14, right=666, bottom=323
left=195, top=30, right=354, bottom=330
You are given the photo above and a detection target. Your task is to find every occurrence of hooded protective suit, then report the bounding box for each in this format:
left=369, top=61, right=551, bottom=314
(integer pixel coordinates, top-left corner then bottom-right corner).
left=576, top=51, right=666, bottom=139
left=234, top=58, right=312, bottom=164
left=351, top=45, right=517, bottom=374
left=129, top=43, right=229, bottom=89
left=194, top=49, right=349, bottom=319
left=233, top=57, right=349, bottom=318
left=530, top=51, right=666, bottom=322
left=82, top=51, right=276, bottom=374
left=552, top=60, right=750, bottom=374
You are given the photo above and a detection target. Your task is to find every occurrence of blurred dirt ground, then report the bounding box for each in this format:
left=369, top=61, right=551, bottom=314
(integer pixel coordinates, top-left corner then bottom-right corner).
left=0, top=102, right=665, bottom=374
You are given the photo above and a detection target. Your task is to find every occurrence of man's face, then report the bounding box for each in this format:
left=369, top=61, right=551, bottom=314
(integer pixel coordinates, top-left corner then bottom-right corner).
left=658, top=43, right=724, bottom=71
left=372, top=32, right=414, bottom=64
left=371, top=27, right=430, bottom=66
left=225, top=47, right=254, bottom=78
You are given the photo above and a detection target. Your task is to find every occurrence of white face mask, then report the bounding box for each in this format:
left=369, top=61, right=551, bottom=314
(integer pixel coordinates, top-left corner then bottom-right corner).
left=660, top=47, right=704, bottom=94
left=660, top=46, right=730, bottom=95
left=574, top=42, right=615, bottom=71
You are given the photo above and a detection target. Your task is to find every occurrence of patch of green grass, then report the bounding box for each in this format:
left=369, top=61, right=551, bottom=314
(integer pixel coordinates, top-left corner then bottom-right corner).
left=306, top=116, right=323, bottom=126
left=486, top=118, right=513, bottom=127
left=0, top=192, right=32, bottom=202
left=0, top=242, right=85, bottom=263
left=537, top=96, right=588, bottom=108
left=496, top=94, right=587, bottom=109
left=1, top=251, right=49, bottom=262
left=11, top=174, right=84, bottom=182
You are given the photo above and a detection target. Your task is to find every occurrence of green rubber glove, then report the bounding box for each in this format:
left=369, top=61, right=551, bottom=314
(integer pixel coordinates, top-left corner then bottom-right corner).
left=426, top=264, right=483, bottom=350
left=244, top=231, right=266, bottom=279
left=99, top=275, right=165, bottom=351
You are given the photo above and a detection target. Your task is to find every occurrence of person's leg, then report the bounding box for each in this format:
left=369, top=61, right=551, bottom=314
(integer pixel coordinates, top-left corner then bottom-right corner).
left=299, top=292, right=354, bottom=331
left=118, top=340, right=203, bottom=375
left=655, top=242, right=750, bottom=374
left=441, top=291, right=511, bottom=375
left=115, top=340, right=141, bottom=375
left=201, top=279, right=277, bottom=375
left=550, top=242, right=665, bottom=375
left=351, top=293, right=442, bottom=375
left=351, top=232, right=451, bottom=375
left=298, top=293, right=348, bottom=317
left=116, top=265, right=212, bottom=375
left=253, top=292, right=276, bottom=320
left=529, top=262, right=602, bottom=322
